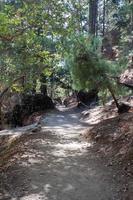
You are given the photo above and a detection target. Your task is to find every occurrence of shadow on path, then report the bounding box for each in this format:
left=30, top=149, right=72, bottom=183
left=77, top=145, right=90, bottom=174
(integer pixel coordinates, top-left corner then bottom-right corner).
left=0, top=107, right=120, bottom=200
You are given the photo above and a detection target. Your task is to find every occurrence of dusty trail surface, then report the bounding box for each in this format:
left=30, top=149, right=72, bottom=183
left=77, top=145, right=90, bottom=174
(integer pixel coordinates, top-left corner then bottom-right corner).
left=1, top=107, right=121, bottom=200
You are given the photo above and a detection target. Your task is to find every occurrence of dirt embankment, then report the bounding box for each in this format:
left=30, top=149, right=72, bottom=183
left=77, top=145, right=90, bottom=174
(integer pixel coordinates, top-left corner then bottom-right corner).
left=83, top=101, right=133, bottom=179
left=82, top=101, right=133, bottom=199
left=85, top=112, right=133, bottom=165
left=0, top=132, right=30, bottom=171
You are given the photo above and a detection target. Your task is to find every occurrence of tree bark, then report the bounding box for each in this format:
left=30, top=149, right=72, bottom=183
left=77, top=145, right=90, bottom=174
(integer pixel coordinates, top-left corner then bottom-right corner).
left=40, top=74, right=47, bottom=96
left=103, top=0, right=106, bottom=36
left=107, top=84, right=119, bottom=109
left=89, top=0, right=98, bottom=35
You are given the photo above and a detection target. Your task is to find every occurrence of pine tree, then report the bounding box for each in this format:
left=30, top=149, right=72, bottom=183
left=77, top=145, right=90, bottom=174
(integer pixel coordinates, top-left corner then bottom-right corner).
left=66, top=35, right=130, bottom=113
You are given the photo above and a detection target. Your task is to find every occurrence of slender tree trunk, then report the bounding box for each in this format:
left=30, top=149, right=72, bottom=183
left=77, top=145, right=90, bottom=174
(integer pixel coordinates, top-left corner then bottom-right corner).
left=103, top=0, right=106, bottom=36
left=0, top=102, right=2, bottom=130
left=32, top=79, right=37, bottom=94
left=129, top=0, right=133, bottom=34
left=107, top=84, right=119, bottom=109
left=40, top=74, right=47, bottom=96
left=89, top=0, right=98, bottom=35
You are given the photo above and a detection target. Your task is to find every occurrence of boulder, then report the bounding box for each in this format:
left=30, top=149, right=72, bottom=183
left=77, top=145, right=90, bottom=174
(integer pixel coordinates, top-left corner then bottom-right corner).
left=119, top=56, right=133, bottom=89
left=119, top=68, right=133, bottom=89
left=5, top=93, right=54, bottom=127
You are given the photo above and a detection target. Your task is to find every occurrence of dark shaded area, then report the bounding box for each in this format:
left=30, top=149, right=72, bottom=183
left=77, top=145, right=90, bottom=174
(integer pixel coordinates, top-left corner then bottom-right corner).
left=77, top=89, right=99, bottom=108
left=118, top=103, right=131, bottom=114
left=6, top=93, right=54, bottom=127
left=0, top=110, right=121, bottom=200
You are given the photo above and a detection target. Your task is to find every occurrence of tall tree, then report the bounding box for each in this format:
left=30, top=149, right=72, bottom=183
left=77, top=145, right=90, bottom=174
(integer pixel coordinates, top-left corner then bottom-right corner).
left=89, top=0, right=98, bottom=35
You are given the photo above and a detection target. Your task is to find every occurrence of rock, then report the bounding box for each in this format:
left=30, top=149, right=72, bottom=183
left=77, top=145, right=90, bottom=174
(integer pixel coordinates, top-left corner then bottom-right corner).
left=5, top=93, right=54, bottom=127
left=119, top=56, right=133, bottom=89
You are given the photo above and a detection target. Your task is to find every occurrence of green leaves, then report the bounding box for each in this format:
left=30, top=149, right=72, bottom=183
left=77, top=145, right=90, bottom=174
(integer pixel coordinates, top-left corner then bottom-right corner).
left=65, top=35, right=120, bottom=94
left=0, top=0, right=130, bottom=98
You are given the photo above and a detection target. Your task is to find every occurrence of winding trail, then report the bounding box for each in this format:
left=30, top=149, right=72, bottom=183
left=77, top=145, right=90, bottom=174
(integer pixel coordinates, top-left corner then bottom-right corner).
left=1, top=106, right=121, bottom=200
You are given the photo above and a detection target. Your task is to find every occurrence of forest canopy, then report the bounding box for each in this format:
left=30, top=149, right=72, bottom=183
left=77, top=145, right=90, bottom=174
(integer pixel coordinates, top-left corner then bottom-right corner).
left=0, top=0, right=132, bottom=99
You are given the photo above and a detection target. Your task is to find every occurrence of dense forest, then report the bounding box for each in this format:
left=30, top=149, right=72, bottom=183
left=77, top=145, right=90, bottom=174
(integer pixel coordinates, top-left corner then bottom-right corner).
left=0, top=0, right=133, bottom=200
left=0, top=0, right=132, bottom=117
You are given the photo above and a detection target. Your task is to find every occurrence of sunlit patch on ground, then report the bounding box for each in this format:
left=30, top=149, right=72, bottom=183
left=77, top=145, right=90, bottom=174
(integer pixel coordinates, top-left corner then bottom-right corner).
left=52, top=141, right=92, bottom=157
left=0, top=108, right=122, bottom=200
left=19, top=193, right=48, bottom=200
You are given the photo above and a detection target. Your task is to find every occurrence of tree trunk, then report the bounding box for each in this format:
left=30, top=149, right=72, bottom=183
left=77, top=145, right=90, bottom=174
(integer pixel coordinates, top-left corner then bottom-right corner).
left=103, top=0, right=106, bottom=36
left=40, top=74, right=47, bottom=96
left=107, top=84, right=119, bottom=109
left=31, top=79, right=37, bottom=94
left=89, top=0, right=98, bottom=35
left=129, top=0, right=133, bottom=34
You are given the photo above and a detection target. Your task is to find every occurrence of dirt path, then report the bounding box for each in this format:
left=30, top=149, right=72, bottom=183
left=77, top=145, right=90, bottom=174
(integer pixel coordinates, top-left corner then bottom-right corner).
left=1, top=107, right=121, bottom=200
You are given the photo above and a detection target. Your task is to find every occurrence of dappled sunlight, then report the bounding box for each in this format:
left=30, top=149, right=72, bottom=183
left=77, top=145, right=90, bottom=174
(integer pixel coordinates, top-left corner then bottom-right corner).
left=52, top=141, right=92, bottom=157
left=20, top=193, right=48, bottom=200
left=62, top=183, right=74, bottom=192
left=0, top=109, right=120, bottom=200
left=0, top=0, right=131, bottom=198
left=54, top=141, right=91, bottom=151
left=81, top=106, right=118, bottom=125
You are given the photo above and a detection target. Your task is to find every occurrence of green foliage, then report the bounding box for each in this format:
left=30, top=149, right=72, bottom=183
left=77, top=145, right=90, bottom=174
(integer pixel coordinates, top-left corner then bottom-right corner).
left=0, top=1, right=66, bottom=92
left=65, top=35, right=115, bottom=90
left=0, top=0, right=131, bottom=100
